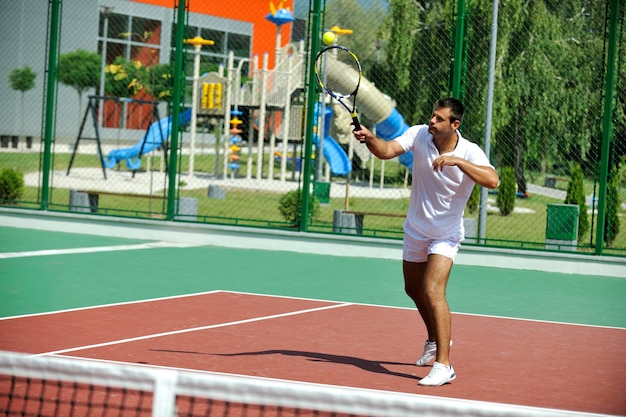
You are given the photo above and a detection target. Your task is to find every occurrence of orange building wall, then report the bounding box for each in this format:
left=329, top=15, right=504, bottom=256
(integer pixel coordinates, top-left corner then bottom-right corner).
left=131, top=0, right=295, bottom=66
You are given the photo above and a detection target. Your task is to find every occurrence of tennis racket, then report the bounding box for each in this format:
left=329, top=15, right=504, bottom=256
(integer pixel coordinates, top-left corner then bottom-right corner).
left=314, top=45, right=364, bottom=142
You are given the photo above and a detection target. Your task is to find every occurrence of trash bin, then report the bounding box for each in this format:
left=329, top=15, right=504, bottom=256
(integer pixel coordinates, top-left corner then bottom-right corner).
left=332, top=209, right=363, bottom=234
left=175, top=197, right=198, bottom=221
left=69, top=189, right=93, bottom=213
left=546, top=204, right=579, bottom=251
left=207, top=184, right=226, bottom=199
left=314, top=181, right=330, bottom=205
left=544, top=176, right=557, bottom=188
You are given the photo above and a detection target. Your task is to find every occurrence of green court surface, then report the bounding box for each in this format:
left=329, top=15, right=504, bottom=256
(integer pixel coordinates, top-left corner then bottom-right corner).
left=1, top=215, right=625, bottom=329
left=0, top=225, right=152, bottom=253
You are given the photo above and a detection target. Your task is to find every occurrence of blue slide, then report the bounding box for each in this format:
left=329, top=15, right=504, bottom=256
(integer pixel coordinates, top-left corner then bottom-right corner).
left=103, top=109, right=192, bottom=170
left=319, top=61, right=413, bottom=170
left=320, top=135, right=350, bottom=176
left=373, top=107, right=412, bottom=168
left=313, top=98, right=412, bottom=175
left=313, top=104, right=351, bottom=176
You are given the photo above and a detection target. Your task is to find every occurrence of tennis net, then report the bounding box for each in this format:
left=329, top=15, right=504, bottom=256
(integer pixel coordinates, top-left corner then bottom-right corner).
left=0, top=350, right=600, bottom=417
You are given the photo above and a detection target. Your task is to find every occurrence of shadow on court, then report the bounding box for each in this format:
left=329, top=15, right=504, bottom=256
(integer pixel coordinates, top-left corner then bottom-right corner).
left=214, top=350, right=420, bottom=381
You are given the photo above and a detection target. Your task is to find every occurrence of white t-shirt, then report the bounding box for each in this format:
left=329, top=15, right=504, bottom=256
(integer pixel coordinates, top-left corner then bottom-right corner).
left=394, top=124, right=493, bottom=241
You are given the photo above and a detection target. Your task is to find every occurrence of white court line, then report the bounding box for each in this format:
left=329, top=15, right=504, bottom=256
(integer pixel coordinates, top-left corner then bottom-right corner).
left=224, top=290, right=626, bottom=331
left=0, top=241, right=201, bottom=259
left=3, top=289, right=622, bottom=330
left=0, top=290, right=224, bottom=321
left=34, top=302, right=353, bottom=357
left=2, top=209, right=626, bottom=277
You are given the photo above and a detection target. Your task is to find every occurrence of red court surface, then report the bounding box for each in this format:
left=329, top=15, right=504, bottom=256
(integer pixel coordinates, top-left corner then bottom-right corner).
left=1, top=291, right=625, bottom=416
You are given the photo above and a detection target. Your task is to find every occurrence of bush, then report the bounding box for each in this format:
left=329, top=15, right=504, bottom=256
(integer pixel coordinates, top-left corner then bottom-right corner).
left=278, top=190, right=319, bottom=224
left=0, top=168, right=25, bottom=204
left=105, top=56, right=149, bottom=97
left=564, top=163, right=589, bottom=240
left=497, top=167, right=516, bottom=216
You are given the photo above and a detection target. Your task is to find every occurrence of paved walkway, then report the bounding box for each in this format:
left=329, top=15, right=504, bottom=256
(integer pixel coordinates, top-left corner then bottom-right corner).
left=25, top=168, right=411, bottom=200
left=24, top=166, right=614, bottom=208
left=527, top=183, right=566, bottom=200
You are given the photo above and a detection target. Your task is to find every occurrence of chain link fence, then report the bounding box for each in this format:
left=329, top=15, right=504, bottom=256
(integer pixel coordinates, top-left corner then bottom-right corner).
left=0, top=0, right=624, bottom=256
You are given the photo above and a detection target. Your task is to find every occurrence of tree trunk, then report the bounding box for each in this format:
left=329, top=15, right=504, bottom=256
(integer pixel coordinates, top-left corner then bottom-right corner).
left=514, top=139, right=527, bottom=195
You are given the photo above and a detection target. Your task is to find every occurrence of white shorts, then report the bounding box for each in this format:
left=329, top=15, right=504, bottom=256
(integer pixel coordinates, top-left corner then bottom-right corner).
left=402, top=232, right=461, bottom=263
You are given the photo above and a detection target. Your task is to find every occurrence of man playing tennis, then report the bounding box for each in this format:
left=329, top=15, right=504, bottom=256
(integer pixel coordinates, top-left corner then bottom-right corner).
left=352, top=97, right=499, bottom=386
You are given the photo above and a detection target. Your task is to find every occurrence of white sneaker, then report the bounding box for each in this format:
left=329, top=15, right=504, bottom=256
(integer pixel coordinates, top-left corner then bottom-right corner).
left=418, top=361, right=456, bottom=386
left=415, top=340, right=453, bottom=366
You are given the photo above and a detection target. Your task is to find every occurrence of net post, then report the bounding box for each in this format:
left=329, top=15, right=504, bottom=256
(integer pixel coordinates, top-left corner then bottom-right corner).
left=152, top=369, right=178, bottom=417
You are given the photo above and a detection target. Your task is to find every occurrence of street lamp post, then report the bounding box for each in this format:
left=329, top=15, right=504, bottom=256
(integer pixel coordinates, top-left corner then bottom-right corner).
left=316, top=26, right=352, bottom=185
left=326, top=26, right=354, bottom=209
left=98, top=6, right=114, bottom=133
left=183, top=36, right=214, bottom=176
left=265, top=3, right=295, bottom=68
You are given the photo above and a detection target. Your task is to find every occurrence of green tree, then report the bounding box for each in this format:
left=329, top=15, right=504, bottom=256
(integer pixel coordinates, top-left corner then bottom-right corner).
left=389, top=0, right=450, bottom=124
left=57, top=49, right=101, bottom=123
left=7, top=66, right=36, bottom=138
left=604, top=166, right=621, bottom=247
left=497, top=167, right=516, bottom=216
left=323, top=0, right=385, bottom=74
left=564, top=163, right=589, bottom=241
left=456, top=0, right=604, bottom=193
left=618, top=156, right=626, bottom=187
left=495, top=1, right=565, bottom=188
left=466, top=184, right=480, bottom=214
left=376, top=0, right=419, bottom=119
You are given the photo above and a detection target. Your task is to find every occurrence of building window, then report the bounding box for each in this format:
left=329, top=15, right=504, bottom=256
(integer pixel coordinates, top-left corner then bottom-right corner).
left=201, top=29, right=225, bottom=54
left=177, top=24, right=251, bottom=75
left=227, top=33, right=251, bottom=58
left=98, top=12, right=162, bottom=130
left=99, top=13, right=161, bottom=67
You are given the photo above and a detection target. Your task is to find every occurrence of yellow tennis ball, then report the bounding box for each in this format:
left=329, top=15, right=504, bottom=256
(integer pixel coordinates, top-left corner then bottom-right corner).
left=322, top=31, right=336, bottom=45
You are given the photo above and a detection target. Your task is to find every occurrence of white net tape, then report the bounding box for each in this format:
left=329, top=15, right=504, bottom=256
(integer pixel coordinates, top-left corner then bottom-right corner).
left=0, top=350, right=606, bottom=417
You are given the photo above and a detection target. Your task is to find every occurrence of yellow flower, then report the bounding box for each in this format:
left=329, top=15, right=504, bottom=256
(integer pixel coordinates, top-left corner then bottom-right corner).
left=105, top=64, right=122, bottom=74
left=127, top=78, right=145, bottom=94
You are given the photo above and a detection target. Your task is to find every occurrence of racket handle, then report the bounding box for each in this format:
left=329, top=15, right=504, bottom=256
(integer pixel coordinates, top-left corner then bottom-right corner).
left=351, top=115, right=365, bottom=143
left=351, top=118, right=365, bottom=143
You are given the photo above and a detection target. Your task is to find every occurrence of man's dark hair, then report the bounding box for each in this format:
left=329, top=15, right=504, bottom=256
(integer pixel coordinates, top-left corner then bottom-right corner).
left=435, top=97, right=464, bottom=122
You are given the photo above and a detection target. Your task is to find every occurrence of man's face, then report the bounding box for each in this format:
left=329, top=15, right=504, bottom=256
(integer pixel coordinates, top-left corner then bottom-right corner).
left=428, top=107, right=458, bottom=137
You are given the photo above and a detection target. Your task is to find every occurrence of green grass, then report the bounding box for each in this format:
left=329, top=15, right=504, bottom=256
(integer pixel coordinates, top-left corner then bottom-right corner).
left=1, top=151, right=624, bottom=254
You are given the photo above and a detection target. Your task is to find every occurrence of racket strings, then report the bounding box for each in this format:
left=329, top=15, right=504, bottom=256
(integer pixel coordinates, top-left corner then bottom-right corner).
left=316, top=49, right=361, bottom=98
left=324, top=64, right=360, bottom=97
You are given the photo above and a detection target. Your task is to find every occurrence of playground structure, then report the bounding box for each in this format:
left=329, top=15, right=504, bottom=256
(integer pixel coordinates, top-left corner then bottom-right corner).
left=209, top=10, right=416, bottom=183
left=83, top=2, right=415, bottom=189
left=66, top=96, right=184, bottom=180
left=227, top=111, right=244, bottom=179
left=101, top=108, right=192, bottom=171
